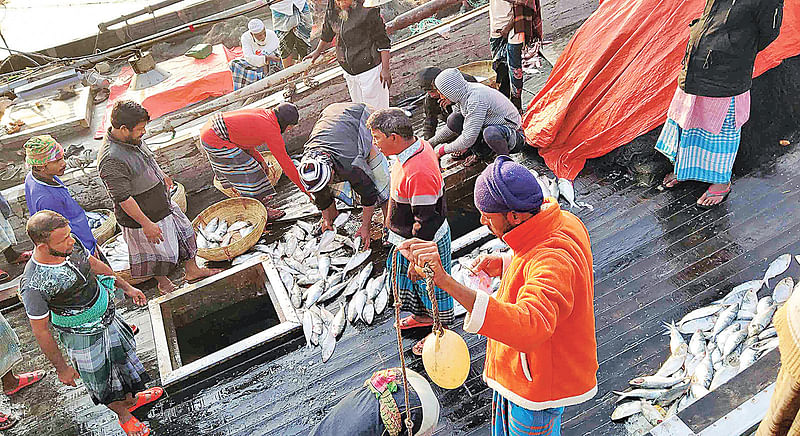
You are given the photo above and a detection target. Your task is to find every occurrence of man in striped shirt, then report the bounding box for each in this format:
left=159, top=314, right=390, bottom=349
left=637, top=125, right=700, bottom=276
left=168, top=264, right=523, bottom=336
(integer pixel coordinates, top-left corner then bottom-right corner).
left=366, top=108, right=453, bottom=356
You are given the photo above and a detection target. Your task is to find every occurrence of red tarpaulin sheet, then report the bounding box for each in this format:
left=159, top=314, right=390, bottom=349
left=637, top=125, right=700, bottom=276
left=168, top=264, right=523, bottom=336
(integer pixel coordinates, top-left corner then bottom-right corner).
left=522, top=0, right=800, bottom=179
left=95, top=45, right=243, bottom=138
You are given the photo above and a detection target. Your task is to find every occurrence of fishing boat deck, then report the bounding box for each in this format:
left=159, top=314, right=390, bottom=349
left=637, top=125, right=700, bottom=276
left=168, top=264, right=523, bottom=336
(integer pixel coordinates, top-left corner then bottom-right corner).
left=3, top=50, right=800, bottom=436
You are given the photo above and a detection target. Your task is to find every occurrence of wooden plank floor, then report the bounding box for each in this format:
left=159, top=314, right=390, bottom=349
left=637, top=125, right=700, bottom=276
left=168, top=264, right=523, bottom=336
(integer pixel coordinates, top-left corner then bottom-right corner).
left=4, top=57, right=800, bottom=436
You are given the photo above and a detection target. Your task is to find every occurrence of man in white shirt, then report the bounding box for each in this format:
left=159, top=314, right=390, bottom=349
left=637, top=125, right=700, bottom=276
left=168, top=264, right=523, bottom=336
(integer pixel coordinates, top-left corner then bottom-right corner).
left=270, top=0, right=313, bottom=67
left=229, top=18, right=282, bottom=90
left=489, top=0, right=525, bottom=112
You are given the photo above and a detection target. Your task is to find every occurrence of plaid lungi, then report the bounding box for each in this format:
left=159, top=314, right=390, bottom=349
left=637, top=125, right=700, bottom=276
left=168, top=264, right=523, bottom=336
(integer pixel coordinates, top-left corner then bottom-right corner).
left=655, top=97, right=741, bottom=184
left=229, top=58, right=282, bottom=91
left=59, top=314, right=149, bottom=405
left=492, top=391, right=564, bottom=436
left=272, top=4, right=313, bottom=59
left=386, top=228, right=454, bottom=325
left=122, top=202, right=197, bottom=278
left=202, top=140, right=276, bottom=199
left=0, top=312, right=22, bottom=377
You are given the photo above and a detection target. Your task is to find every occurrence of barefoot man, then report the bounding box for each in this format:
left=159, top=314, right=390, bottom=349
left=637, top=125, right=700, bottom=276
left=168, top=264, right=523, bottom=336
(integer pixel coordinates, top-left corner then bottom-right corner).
left=21, top=211, right=162, bottom=436
left=98, top=101, right=219, bottom=294
left=400, top=156, right=598, bottom=435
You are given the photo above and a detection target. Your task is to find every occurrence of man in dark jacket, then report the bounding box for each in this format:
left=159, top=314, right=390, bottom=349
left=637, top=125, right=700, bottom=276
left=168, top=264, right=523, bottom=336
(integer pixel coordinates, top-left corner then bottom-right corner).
left=418, top=66, right=477, bottom=141
left=655, top=0, right=783, bottom=208
left=306, top=0, right=391, bottom=109
left=299, top=103, right=391, bottom=249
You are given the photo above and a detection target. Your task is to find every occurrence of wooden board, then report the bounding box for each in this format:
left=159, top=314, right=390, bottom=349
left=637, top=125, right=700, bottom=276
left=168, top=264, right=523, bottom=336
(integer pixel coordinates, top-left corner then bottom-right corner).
left=0, top=86, right=92, bottom=147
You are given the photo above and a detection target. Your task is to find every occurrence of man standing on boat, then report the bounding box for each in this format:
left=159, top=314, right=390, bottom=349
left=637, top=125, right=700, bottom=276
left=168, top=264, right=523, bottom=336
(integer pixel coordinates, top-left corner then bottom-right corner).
left=429, top=68, right=525, bottom=166
left=299, top=102, right=391, bottom=249
left=399, top=156, right=598, bottom=435
left=97, top=100, right=220, bottom=295
left=366, top=108, right=453, bottom=356
left=21, top=210, right=160, bottom=436
left=199, top=102, right=308, bottom=221
left=270, top=0, right=313, bottom=67
left=306, top=0, right=392, bottom=109
left=229, top=18, right=282, bottom=90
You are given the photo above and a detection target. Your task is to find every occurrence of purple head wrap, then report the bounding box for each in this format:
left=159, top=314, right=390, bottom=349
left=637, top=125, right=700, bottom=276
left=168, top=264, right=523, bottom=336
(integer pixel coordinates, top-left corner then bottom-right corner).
left=474, top=156, right=543, bottom=214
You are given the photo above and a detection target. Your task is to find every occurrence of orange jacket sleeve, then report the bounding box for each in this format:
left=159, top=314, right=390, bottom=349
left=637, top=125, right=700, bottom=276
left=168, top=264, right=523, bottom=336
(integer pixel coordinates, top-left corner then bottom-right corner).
left=464, top=252, right=576, bottom=353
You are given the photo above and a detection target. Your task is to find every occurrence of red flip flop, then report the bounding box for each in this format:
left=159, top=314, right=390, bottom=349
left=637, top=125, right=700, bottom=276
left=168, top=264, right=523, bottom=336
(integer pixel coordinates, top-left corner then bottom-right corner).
left=128, top=386, right=164, bottom=412
left=397, top=315, right=433, bottom=330
left=4, top=370, right=46, bottom=395
left=131, top=324, right=139, bottom=336
left=0, top=412, right=17, bottom=430
left=119, top=416, right=150, bottom=436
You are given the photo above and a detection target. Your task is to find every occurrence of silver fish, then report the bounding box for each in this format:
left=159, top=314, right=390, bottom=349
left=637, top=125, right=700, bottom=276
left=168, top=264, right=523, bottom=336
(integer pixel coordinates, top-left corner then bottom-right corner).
left=206, top=217, right=219, bottom=234
left=356, top=263, right=374, bottom=289
left=362, top=300, right=375, bottom=325
left=689, top=329, right=705, bottom=356
left=757, top=296, right=774, bottom=314
left=304, top=281, right=325, bottom=308
left=656, top=380, right=691, bottom=406
left=614, top=388, right=667, bottom=402
left=665, top=321, right=686, bottom=355
left=318, top=280, right=349, bottom=303
left=629, top=375, right=685, bottom=389
left=196, top=231, right=208, bottom=249
left=764, top=254, right=792, bottom=287
left=318, top=256, right=331, bottom=280
left=229, top=220, right=250, bottom=232
left=536, top=176, right=552, bottom=202
left=342, top=276, right=361, bottom=297
left=716, top=323, right=741, bottom=351
left=678, top=316, right=716, bottom=335
left=374, top=285, right=389, bottom=314
left=753, top=337, right=779, bottom=353
left=655, top=344, right=688, bottom=377
left=722, top=328, right=747, bottom=358
left=296, top=220, right=315, bottom=236
left=717, top=280, right=763, bottom=305
left=318, top=230, right=336, bottom=252
left=331, top=302, right=347, bottom=339
left=684, top=351, right=705, bottom=377
left=677, top=392, right=696, bottom=412
left=285, top=234, right=298, bottom=255
left=215, top=219, right=228, bottom=238
left=344, top=250, right=372, bottom=276
left=773, top=277, right=794, bottom=304
left=738, top=347, right=758, bottom=372
left=546, top=176, right=559, bottom=200
left=557, top=178, right=593, bottom=211
left=640, top=400, right=665, bottom=426
left=692, top=353, right=714, bottom=389
left=709, top=356, right=739, bottom=391
left=290, top=282, right=303, bottom=308
left=758, top=326, right=777, bottom=340
left=350, top=236, right=362, bottom=252
left=321, top=327, right=336, bottom=363
left=333, top=212, right=351, bottom=228
left=331, top=256, right=350, bottom=266
left=222, top=232, right=233, bottom=247
left=741, top=289, right=758, bottom=316
left=284, top=257, right=307, bottom=274
left=302, top=311, right=314, bottom=348
left=320, top=241, right=345, bottom=254
left=298, top=273, right=322, bottom=286
left=712, top=304, right=739, bottom=338
left=611, top=401, right=642, bottom=421
left=350, top=289, right=367, bottom=324
left=479, top=238, right=508, bottom=253
left=679, top=305, right=723, bottom=325
left=326, top=272, right=344, bottom=288
left=253, top=244, right=272, bottom=254
left=748, top=304, right=777, bottom=337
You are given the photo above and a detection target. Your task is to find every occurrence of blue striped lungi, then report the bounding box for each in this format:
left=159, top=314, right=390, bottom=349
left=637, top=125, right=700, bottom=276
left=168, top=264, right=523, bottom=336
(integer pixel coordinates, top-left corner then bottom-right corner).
left=492, top=391, right=564, bottom=436
left=201, top=141, right=276, bottom=200
left=655, top=98, right=740, bottom=184
left=229, top=58, right=282, bottom=91
left=386, top=228, right=453, bottom=325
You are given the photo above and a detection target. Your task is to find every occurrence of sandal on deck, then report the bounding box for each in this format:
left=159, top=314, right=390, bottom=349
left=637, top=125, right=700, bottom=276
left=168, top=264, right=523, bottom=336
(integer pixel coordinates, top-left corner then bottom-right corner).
left=696, top=185, right=731, bottom=209
left=119, top=416, right=150, bottom=436
left=397, top=315, right=433, bottom=330
left=128, top=386, right=164, bottom=412
left=412, top=339, right=426, bottom=356
left=0, top=412, right=17, bottom=430
left=4, top=370, right=46, bottom=395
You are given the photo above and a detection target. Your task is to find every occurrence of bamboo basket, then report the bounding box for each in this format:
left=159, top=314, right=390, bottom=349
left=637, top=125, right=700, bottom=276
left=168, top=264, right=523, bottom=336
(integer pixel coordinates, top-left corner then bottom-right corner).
left=212, top=151, right=283, bottom=198
left=192, top=197, right=267, bottom=261
left=457, top=60, right=498, bottom=89
left=90, top=209, right=117, bottom=246
left=101, top=234, right=150, bottom=285
left=171, top=182, right=187, bottom=213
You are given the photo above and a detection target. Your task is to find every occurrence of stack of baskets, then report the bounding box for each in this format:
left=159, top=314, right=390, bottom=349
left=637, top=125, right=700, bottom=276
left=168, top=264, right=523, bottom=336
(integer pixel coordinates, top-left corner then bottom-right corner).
left=213, top=151, right=283, bottom=198
left=192, top=197, right=267, bottom=261
left=90, top=209, right=117, bottom=246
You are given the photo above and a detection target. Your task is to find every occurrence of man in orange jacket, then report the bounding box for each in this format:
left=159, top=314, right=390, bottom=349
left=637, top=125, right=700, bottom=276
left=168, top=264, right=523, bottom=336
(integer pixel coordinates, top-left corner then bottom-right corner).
left=399, top=155, right=598, bottom=436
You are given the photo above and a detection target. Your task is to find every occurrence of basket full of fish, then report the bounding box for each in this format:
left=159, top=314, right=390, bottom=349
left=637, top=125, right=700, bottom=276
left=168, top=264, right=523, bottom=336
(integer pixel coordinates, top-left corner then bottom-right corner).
left=88, top=209, right=117, bottom=246
left=102, top=233, right=150, bottom=285
left=611, top=253, right=800, bottom=431
left=192, top=198, right=266, bottom=261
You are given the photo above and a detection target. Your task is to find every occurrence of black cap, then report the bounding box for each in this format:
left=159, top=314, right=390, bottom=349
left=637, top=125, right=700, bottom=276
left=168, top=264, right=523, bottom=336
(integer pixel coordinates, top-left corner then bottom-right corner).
left=418, top=66, right=442, bottom=91
left=274, top=103, right=299, bottom=133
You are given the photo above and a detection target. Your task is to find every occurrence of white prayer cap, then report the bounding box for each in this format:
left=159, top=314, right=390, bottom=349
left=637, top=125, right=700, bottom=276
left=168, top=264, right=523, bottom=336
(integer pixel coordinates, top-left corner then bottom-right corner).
left=248, top=19, right=265, bottom=33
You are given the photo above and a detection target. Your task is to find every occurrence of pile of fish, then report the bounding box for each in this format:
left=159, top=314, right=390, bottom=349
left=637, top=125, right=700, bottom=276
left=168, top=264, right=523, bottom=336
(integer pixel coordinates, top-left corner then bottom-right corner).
left=86, top=210, right=110, bottom=230
left=611, top=253, right=800, bottom=430
left=230, top=212, right=389, bottom=363
left=530, top=169, right=593, bottom=211
left=196, top=217, right=255, bottom=249
left=103, top=236, right=131, bottom=272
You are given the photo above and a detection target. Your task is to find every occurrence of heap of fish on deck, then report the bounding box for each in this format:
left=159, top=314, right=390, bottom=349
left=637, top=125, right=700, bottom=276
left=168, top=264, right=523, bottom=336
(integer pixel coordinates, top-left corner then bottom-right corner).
left=611, top=254, right=800, bottom=430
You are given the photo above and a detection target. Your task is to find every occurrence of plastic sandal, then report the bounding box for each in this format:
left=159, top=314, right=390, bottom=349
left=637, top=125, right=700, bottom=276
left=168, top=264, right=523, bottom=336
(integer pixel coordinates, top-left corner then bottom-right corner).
left=398, top=316, right=433, bottom=330
left=119, top=416, right=150, bottom=436
left=412, top=339, right=426, bottom=357
left=128, top=386, right=164, bottom=412
left=696, top=184, right=731, bottom=209
left=0, top=412, right=17, bottom=430
left=4, top=370, right=46, bottom=395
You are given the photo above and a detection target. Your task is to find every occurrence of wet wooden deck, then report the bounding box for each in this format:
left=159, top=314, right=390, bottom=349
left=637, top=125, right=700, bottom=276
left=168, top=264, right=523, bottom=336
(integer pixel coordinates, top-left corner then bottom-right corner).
left=3, top=55, right=800, bottom=436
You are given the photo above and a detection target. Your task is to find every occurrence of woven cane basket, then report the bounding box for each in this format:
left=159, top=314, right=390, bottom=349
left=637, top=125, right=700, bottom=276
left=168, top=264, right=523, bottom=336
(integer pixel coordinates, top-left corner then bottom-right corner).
left=192, top=197, right=267, bottom=261
left=212, top=151, right=283, bottom=198
left=90, top=209, right=117, bottom=246
left=457, top=60, right=498, bottom=89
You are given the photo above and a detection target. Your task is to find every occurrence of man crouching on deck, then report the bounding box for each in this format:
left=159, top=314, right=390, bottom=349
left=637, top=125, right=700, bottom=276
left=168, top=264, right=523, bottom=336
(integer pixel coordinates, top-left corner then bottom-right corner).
left=399, top=156, right=598, bottom=435
left=21, top=211, right=162, bottom=436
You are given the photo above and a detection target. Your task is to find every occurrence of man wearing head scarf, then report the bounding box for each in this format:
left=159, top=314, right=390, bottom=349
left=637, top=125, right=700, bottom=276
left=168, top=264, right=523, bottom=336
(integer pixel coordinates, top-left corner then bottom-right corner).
left=429, top=69, right=525, bottom=166
left=399, top=156, right=598, bottom=436
left=24, top=135, right=100, bottom=257
left=229, top=18, right=282, bottom=90
left=305, top=0, right=392, bottom=109
left=300, top=102, right=390, bottom=249
left=200, top=103, right=308, bottom=221
left=417, top=66, right=477, bottom=141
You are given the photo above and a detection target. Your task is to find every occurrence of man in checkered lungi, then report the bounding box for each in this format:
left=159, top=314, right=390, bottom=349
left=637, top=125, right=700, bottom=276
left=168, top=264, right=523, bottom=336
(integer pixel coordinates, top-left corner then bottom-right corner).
left=229, top=19, right=283, bottom=90
left=21, top=211, right=161, bottom=436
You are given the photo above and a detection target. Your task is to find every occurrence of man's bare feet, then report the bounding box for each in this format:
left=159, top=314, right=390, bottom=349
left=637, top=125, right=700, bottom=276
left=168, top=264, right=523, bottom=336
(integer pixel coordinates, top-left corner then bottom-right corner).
left=184, top=267, right=222, bottom=284
left=697, top=183, right=731, bottom=208
left=662, top=172, right=680, bottom=188
left=155, top=276, right=175, bottom=295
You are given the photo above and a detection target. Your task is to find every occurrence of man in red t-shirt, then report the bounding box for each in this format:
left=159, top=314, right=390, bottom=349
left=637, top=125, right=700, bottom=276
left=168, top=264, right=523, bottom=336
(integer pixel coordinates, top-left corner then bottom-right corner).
left=199, top=103, right=309, bottom=221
